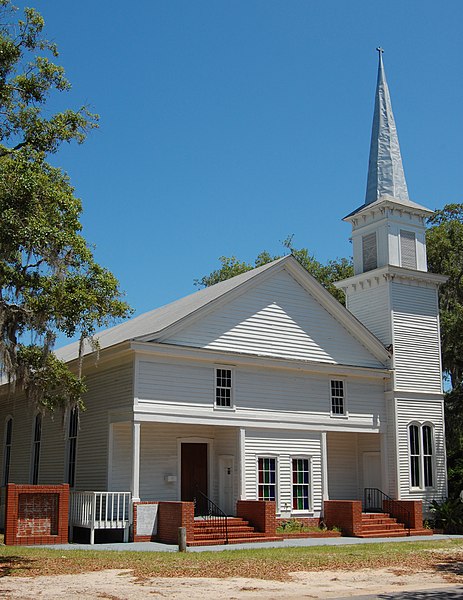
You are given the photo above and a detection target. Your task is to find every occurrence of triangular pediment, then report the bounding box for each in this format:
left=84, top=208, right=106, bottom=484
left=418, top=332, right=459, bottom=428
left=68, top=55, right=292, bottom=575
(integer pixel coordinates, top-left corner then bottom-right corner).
left=159, top=265, right=386, bottom=368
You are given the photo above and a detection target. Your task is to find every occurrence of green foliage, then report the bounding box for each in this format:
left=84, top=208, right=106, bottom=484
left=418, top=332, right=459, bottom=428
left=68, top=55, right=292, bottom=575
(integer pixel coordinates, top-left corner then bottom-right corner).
left=429, top=497, right=463, bottom=534
left=427, top=204, right=463, bottom=388
left=276, top=518, right=311, bottom=533
left=427, top=204, right=463, bottom=495
left=195, top=236, right=353, bottom=305
left=0, top=1, right=131, bottom=411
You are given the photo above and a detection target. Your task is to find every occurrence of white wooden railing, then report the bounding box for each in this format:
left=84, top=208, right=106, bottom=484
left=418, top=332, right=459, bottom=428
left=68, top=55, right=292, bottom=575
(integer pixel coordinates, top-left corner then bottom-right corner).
left=69, top=491, right=132, bottom=544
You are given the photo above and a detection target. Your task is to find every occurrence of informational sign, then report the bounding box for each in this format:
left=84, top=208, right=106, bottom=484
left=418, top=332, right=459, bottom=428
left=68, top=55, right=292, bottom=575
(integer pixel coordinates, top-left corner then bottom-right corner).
left=136, top=503, right=158, bottom=536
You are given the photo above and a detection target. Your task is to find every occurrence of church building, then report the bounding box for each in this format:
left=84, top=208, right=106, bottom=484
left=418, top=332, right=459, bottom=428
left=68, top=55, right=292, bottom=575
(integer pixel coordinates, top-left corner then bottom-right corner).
left=0, top=51, right=447, bottom=543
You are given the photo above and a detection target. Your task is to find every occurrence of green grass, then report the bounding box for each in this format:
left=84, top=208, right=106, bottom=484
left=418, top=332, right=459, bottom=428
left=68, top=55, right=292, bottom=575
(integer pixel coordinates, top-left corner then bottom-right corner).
left=0, top=538, right=462, bottom=581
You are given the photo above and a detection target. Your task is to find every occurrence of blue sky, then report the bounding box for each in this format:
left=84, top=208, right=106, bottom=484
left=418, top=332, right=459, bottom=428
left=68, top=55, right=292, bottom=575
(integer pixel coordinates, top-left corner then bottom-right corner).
left=17, top=1, right=463, bottom=342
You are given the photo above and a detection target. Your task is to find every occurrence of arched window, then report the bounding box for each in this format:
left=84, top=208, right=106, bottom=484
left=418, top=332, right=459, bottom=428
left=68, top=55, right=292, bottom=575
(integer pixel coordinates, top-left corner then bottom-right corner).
left=408, top=422, right=434, bottom=490
left=31, top=413, right=41, bottom=485
left=66, top=407, right=78, bottom=488
left=3, top=417, right=13, bottom=486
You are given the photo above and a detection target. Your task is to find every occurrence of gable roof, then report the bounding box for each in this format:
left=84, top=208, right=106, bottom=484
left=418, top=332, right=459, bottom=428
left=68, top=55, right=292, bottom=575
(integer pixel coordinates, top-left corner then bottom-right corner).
left=56, top=255, right=390, bottom=365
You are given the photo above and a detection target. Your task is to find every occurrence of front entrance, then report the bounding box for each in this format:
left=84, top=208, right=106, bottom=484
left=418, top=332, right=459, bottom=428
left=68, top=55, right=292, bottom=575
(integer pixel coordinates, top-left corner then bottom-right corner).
left=181, top=442, right=208, bottom=515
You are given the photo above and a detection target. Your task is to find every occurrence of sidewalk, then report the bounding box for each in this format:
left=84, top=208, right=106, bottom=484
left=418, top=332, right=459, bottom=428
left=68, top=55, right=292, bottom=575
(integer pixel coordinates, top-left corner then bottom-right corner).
left=38, top=533, right=463, bottom=553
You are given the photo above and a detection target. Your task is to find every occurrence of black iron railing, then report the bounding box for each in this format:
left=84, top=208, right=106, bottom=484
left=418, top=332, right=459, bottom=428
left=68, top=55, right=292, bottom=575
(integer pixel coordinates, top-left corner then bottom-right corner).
left=194, top=489, right=229, bottom=544
left=363, top=488, right=411, bottom=535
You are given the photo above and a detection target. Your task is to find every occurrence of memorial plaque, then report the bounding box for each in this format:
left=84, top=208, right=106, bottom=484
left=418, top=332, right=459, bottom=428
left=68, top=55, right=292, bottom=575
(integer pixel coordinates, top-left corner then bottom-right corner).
left=136, top=504, right=158, bottom=536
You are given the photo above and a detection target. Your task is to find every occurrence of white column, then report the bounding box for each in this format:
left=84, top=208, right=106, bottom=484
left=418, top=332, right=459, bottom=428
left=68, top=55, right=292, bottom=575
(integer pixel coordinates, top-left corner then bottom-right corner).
left=131, top=421, right=141, bottom=502
left=237, top=428, right=246, bottom=500
left=321, top=432, right=329, bottom=501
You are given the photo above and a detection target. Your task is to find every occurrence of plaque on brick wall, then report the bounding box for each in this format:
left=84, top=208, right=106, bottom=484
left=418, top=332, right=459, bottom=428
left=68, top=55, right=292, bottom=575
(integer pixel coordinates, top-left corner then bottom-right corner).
left=136, top=504, right=158, bottom=536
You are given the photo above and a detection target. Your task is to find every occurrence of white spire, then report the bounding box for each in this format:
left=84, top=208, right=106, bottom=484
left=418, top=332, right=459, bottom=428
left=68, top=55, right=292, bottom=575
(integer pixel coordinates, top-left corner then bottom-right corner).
left=365, top=48, right=409, bottom=205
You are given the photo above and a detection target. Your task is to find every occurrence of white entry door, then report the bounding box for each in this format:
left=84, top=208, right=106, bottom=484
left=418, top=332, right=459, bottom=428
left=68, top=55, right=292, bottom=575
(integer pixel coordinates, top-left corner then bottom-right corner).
left=218, top=455, right=234, bottom=515
left=363, top=452, right=382, bottom=491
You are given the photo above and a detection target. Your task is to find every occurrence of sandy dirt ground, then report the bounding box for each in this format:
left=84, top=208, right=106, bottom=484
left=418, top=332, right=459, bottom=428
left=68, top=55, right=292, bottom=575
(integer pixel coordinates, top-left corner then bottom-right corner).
left=0, top=567, right=457, bottom=599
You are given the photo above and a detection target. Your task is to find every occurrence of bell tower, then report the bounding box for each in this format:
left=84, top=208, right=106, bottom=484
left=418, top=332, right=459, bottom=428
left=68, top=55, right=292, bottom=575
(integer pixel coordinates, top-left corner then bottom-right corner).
left=335, top=50, right=447, bottom=504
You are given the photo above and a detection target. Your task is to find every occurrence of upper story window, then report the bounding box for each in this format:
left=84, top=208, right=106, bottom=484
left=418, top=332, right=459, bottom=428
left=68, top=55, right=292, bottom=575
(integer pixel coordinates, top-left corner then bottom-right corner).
left=330, top=380, right=346, bottom=416
left=409, top=422, right=434, bottom=489
left=400, top=230, right=417, bottom=269
left=215, top=367, right=233, bottom=408
left=31, top=413, right=42, bottom=485
left=66, top=407, right=79, bottom=488
left=3, top=417, right=12, bottom=486
left=258, top=457, right=276, bottom=501
left=362, top=232, right=377, bottom=272
left=292, top=457, right=311, bottom=511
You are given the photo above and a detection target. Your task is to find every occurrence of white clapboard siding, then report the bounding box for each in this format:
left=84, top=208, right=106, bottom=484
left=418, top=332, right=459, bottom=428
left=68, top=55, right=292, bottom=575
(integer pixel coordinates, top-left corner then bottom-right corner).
left=396, top=398, right=446, bottom=504
left=244, top=429, right=322, bottom=514
left=139, top=422, right=238, bottom=505
left=137, top=359, right=386, bottom=430
left=137, top=361, right=212, bottom=405
left=0, top=392, right=35, bottom=484
left=391, top=283, right=441, bottom=392
left=165, top=270, right=382, bottom=368
left=76, top=362, right=134, bottom=491
left=346, top=283, right=392, bottom=345
left=326, top=432, right=360, bottom=500
left=39, top=413, right=67, bottom=484
left=110, top=423, right=132, bottom=491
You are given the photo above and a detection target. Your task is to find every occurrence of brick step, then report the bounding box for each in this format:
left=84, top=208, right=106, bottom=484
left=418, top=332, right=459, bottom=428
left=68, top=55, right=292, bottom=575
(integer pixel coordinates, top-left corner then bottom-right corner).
left=194, top=526, right=256, bottom=535
left=193, top=518, right=250, bottom=528
left=193, top=530, right=271, bottom=541
left=361, top=522, right=405, bottom=531
left=361, top=518, right=400, bottom=526
left=357, top=530, right=410, bottom=538
left=188, top=536, right=282, bottom=547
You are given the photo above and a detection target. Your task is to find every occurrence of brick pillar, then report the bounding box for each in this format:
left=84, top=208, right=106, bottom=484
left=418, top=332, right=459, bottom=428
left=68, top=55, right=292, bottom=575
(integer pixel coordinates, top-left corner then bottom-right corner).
left=324, top=500, right=363, bottom=536
left=156, top=501, right=195, bottom=544
left=384, top=500, right=423, bottom=529
left=236, top=500, right=276, bottom=535
left=5, top=484, right=69, bottom=546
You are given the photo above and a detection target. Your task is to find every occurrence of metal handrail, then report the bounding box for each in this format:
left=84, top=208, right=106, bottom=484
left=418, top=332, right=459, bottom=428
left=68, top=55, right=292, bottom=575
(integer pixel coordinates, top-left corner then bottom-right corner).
left=363, top=487, right=411, bottom=535
left=194, top=489, right=229, bottom=544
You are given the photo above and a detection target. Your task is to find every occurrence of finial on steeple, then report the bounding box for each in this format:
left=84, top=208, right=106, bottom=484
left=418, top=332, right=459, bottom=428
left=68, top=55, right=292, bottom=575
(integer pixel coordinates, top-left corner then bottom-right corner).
left=365, top=48, right=409, bottom=206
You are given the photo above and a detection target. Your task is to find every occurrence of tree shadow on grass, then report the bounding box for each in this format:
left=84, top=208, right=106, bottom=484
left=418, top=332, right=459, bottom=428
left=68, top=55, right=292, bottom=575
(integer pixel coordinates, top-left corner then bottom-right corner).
left=0, top=555, right=34, bottom=577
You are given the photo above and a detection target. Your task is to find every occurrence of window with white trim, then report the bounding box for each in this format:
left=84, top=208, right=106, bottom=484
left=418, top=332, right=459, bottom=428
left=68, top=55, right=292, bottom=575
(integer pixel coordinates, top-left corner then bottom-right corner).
left=330, top=380, right=346, bottom=416
left=3, top=417, right=12, bottom=486
left=258, top=457, right=276, bottom=501
left=409, top=423, right=434, bottom=489
left=362, top=232, right=377, bottom=272
left=31, top=413, right=41, bottom=485
left=400, top=230, right=417, bottom=269
left=215, top=368, right=233, bottom=408
left=292, top=457, right=311, bottom=511
left=66, top=407, right=78, bottom=488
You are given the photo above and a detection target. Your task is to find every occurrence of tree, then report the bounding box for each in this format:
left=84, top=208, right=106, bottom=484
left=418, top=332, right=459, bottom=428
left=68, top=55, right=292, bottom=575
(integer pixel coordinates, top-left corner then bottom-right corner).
left=0, top=1, right=131, bottom=411
left=195, top=236, right=353, bottom=305
left=426, top=204, right=463, bottom=495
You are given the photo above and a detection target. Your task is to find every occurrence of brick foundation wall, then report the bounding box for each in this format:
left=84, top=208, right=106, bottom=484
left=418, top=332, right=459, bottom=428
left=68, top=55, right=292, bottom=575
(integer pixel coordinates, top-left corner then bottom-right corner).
left=133, top=501, right=159, bottom=542
left=5, top=484, right=69, bottom=546
left=276, top=516, right=320, bottom=529
left=236, top=500, right=276, bottom=535
left=324, top=500, right=363, bottom=536
left=384, top=500, right=423, bottom=529
left=156, top=502, right=194, bottom=544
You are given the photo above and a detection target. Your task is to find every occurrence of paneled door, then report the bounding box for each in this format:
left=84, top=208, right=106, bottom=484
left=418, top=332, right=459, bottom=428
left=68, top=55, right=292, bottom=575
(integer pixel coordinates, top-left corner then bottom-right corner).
left=181, top=442, right=208, bottom=515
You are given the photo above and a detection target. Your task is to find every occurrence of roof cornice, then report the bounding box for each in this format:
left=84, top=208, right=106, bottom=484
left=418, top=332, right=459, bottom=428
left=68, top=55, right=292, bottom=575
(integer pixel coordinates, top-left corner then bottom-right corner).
left=334, top=265, right=448, bottom=290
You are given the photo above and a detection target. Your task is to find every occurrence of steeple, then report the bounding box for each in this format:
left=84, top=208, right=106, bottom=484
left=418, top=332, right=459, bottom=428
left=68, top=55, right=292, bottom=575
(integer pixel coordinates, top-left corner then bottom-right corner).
left=365, top=48, right=409, bottom=206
